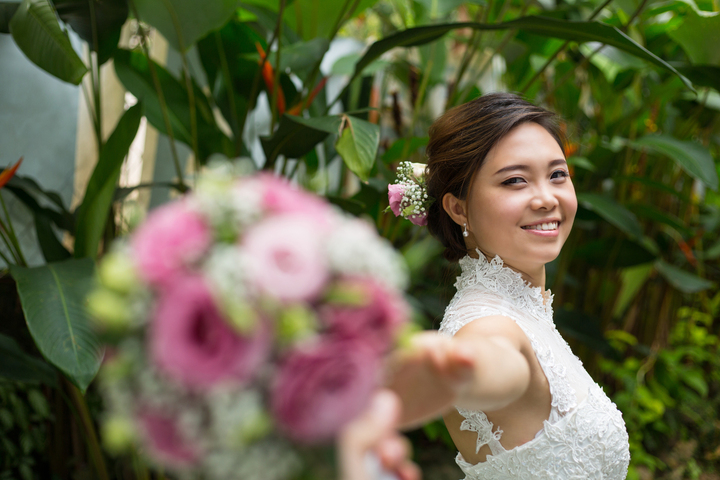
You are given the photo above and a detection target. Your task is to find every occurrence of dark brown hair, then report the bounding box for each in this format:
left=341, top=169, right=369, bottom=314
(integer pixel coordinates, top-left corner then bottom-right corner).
left=425, top=93, right=565, bottom=262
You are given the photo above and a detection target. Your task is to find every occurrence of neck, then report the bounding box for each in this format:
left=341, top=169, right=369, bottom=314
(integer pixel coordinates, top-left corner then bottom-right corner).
left=472, top=249, right=546, bottom=291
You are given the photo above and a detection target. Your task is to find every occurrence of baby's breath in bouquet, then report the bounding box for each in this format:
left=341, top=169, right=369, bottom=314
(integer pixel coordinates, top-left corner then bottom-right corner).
left=89, top=165, right=411, bottom=480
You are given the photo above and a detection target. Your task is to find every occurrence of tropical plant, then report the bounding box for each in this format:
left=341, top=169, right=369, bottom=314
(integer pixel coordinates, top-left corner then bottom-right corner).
left=0, top=0, right=719, bottom=477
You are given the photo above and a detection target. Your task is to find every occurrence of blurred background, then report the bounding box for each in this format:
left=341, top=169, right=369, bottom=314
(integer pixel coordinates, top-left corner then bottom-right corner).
left=0, top=0, right=719, bottom=478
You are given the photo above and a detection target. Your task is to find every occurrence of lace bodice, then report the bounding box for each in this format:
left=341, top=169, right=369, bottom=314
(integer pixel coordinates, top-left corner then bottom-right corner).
left=439, top=252, right=630, bottom=479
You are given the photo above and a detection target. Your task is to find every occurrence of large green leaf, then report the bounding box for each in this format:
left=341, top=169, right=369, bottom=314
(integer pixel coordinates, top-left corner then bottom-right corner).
left=134, top=0, right=239, bottom=52
left=9, top=0, right=88, bottom=84
left=114, top=49, right=231, bottom=163
left=655, top=260, right=713, bottom=293
left=628, top=135, right=718, bottom=191
left=282, top=0, right=378, bottom=41
left=0, top=2, right=20, bottom=33
left=668, top=8, right=720, bottom=66
left=336, top=115, right=380, bottom=182
left=677, top=65, right=720, bottom=93
left=54, top=0, right=128, bottom=65
left=0, top=333, right=58, bottom=386
left=350, top=16, right=692, bottom=91
left=576, top=193, right=643, bottom=240
left=260, top=114, right=341, bottom=162
left=9, top=258, right=102, bottom=393
left=74, top=103, right=143, bottom=259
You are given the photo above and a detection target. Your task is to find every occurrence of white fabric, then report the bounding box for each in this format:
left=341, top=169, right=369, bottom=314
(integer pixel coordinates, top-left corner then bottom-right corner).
left=439, top=252, right=630, bottom=479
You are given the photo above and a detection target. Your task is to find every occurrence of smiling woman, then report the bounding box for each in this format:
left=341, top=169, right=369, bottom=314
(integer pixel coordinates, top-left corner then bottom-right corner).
left=387, top=93, right=630, bottom=480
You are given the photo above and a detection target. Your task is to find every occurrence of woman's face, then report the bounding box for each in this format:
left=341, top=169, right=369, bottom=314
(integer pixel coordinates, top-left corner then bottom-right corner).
left=464, top=122, right=577, bottom=273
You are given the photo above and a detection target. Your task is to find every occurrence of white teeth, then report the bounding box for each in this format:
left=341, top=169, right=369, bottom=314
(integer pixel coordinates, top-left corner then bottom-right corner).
left=523, top=222, right=558, bottom=231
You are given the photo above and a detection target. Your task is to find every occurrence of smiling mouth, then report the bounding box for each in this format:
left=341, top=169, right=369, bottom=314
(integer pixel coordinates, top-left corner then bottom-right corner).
left=521, top=222, right=559, bottom=231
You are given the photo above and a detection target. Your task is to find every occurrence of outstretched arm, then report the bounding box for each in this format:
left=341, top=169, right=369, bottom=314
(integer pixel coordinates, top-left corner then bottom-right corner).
left=386, top=315, right=531, bottom=429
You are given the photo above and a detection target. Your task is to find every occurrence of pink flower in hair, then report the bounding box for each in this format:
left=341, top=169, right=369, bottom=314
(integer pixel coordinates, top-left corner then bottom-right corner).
left=150, top=276, right=270, bottom=388
left=271, top=337, right=379, bottom=443
left=387, top=184, right=405, bottom=217
left=131, top=202, right=211, bottom=288
left=243, top=214, right=329, bottom=302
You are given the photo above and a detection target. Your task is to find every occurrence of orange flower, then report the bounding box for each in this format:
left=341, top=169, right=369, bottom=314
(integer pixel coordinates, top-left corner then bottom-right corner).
left=0, top=157, right=22, bottom=189
left=255, top=42, right=286, bottom=115
left=287, top=77, right=328, bottom=116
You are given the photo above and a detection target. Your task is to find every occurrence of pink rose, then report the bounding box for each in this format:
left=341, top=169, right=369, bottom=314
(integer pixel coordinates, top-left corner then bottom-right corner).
left=138, top=409, right=199, bottom=466
left=387, top=184, right=405, bottom=217
left=271, top=337, right=380, bottom=444
left=239, top=173, right=334, bottom=224
left=131, top=202, right=211, bottom=288
left=243, top=214, right=329, bottom=302
left=150, top=276, right=270, bottom=388
left=408, top=212, right=428, bottom=226
left=321, top=278, right=408, bottom=353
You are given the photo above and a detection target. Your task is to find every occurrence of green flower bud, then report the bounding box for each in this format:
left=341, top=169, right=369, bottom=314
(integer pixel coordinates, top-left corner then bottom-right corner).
left=278, top=305, right=319, bottom=344
left=97, top=252, right=137, bottom=294
left=102, top=416, right=136, bottom=455
left=224, top=299, right=259, bottom=335
left=238, top=410, right=273, bottom=446
left=324, top=283, right=369, bottom=307
left=87, top=288, right=131, bottom=330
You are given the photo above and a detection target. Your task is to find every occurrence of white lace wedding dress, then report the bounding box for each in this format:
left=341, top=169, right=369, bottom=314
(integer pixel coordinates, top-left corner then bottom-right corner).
left=439, top=252, right=630, bottom=479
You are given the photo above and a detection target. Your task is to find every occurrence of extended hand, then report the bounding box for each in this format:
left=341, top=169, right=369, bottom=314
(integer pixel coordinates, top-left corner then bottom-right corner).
left=385, top=332, right=475, bottom=430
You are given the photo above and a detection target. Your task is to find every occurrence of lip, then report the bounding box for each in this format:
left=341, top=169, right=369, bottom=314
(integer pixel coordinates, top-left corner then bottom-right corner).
left=521, top=219, right=561, bottom=237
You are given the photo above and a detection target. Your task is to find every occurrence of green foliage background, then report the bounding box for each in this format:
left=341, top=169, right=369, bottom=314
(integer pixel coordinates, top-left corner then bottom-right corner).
left=1, top=0, right=719, bottom=478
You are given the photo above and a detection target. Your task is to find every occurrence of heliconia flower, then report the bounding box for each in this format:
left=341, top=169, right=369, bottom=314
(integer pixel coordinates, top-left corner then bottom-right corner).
left=150, top=276, right=270, bottom=388
left=242, top=214, right=329, bottom=303
left=0, top=157, right=22, bottom=189
left=255, top=42, right=286, bottom=115
left=321, top=277, right=408, bottom=353
left=271, top=337, right=380, bottom=443
left=387, top=184, right=405, bottom=217
left=138, top=409, right=200, bottom=466
left=131, top=202, right=211, bottom=289
left=286, top=77, right=328, bottom=116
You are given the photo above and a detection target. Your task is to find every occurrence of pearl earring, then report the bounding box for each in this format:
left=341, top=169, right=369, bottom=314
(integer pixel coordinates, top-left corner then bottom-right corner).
left=463, top=223, right=469, bottom=238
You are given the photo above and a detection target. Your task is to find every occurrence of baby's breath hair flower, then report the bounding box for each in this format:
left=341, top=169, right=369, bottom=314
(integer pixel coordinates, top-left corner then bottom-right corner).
left=386, top=161, right=434, bottom=226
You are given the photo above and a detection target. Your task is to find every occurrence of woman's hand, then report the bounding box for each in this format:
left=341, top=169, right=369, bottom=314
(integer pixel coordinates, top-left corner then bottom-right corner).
left=385, top=332, right=475, bottom=430
left=338, top=390, right=421, bottom=480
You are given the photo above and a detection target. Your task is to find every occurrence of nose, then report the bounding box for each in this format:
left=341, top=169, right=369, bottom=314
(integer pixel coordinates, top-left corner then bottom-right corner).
left=530, top=183, right=559, bottom=211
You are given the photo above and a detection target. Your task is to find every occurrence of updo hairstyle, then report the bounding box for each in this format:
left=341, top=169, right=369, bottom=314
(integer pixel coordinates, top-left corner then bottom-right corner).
left=425, top=93, right=566, bottom=262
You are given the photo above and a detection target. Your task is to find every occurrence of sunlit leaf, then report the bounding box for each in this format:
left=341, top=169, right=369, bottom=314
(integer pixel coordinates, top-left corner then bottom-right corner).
left=9, top=0, right=87, bottom=84
left=655, top=260, right=714, bottom=293
left=628, top=135, right=718, bottom=191
left=668, top=8, right=720, bottom=66
left=74, top=104, right=143, bottom=259
left=576, top=193, right=643, bottom=239
left=336, top=115, right=380, bottom=182
left=134, top=0, right=240, bottom=52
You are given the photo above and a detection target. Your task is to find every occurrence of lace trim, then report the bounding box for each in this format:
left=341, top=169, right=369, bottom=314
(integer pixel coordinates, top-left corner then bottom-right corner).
left=455, top=251, right=554, bottom=324
left=457, top=407, right=503, bottom=454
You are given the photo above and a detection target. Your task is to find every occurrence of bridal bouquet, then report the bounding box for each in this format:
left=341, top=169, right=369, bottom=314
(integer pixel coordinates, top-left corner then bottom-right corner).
left=88, top=166, right=410, bottom=479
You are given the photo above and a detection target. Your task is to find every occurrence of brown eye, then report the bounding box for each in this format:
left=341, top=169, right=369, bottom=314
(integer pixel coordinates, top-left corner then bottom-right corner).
left=502, top=177, right=525, bottom=185
left=551, top=170, right=569, bottom=180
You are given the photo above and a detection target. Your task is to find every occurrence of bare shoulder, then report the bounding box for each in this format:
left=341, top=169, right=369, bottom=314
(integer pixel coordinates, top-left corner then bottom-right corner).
left=454, top=315, right=531, bottom=353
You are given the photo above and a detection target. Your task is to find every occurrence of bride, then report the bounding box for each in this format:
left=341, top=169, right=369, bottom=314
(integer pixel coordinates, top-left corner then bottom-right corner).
left=388, top=93, right=630, bottom=479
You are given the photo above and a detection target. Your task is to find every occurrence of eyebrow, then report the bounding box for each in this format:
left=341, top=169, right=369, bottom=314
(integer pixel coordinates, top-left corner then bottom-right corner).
left=493, top=158, right=567, bottom=175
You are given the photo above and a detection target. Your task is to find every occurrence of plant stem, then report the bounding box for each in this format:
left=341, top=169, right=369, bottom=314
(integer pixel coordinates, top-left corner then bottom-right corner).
left=65, top=379, right=110, bottom=480
left=520, top=0, right=614, bottom=94
left=446, top=5, right=487, bottom=109
left=0, top=192, right=27, bottom=266
left=270, top=0, right=287, bottom=133
left=543, top=0, right=648, bottom=100
left=128, top=1, right=187, bottom=192
left=215, top=32, right=242, bottom=156
left=159, top=0, right=199, bottom=169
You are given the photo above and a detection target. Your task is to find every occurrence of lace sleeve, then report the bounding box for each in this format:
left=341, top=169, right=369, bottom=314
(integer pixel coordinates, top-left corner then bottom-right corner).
left=438, top=286, right=504, bottom=337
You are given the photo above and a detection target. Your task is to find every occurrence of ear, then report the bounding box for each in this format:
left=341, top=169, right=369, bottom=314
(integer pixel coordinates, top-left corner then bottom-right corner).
left=442, top=192, right=467, bottom=228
